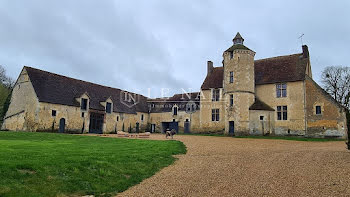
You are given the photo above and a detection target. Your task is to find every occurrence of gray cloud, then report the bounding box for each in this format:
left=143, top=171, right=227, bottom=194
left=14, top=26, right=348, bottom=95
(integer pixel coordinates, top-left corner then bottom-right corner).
left=1, top=0, right=349, bottom=97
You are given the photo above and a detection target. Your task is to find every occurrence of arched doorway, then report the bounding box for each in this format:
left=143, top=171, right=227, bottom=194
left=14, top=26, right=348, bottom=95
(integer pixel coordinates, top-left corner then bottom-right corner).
left=59, top=118, right=65, bottom=133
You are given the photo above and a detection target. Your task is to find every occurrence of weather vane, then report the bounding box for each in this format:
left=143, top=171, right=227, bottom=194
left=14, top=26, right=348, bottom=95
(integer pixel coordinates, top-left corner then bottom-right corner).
left=298, top=33, right=304, bottom=45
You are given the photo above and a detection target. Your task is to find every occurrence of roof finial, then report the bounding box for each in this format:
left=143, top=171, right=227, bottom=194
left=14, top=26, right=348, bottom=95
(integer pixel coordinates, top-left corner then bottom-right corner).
left=233, top=32, right=244, bottom=45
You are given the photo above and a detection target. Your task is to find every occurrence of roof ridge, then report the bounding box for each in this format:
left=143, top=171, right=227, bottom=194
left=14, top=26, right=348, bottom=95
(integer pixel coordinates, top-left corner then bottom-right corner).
left=255, top=53, right=302, bottom=62
left=24, top=66, right=147, bottom=98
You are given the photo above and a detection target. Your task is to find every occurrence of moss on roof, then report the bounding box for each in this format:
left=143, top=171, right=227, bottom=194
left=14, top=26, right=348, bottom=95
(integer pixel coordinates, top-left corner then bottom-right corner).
left=225, top=44, right=251, bottom=52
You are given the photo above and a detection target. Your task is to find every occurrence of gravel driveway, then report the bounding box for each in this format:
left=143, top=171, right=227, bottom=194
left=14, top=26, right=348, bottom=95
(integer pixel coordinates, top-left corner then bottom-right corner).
left=116, top=134, right=350, bottom=197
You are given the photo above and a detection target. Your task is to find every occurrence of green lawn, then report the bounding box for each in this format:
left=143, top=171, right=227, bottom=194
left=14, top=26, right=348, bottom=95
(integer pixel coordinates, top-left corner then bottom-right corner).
left=0, top=132, right=186, bottom=197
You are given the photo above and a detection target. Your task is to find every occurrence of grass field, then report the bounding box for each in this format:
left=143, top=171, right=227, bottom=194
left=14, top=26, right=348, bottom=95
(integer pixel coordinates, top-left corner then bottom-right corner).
left=0, top=132, right=186, bottom=197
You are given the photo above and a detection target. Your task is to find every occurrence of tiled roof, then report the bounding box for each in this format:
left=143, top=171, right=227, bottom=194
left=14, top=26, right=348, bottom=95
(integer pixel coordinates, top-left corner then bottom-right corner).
left=255, top=53, right=308, bottom=85
left=25, top=67, right=148, bottom=114
left=201, top=67, right=224, bottom=90
left=225, top=44, right=251, bottom=52
left=201, top=51, right=309, bottom=90
left=249, top=98, right=275, bottom=111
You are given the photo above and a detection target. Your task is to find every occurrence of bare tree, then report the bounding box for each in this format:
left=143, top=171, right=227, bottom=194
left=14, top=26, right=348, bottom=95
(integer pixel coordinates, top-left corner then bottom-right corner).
left=321, top=66, right=350, bottom=110
left=0, top=65, right=14, bottom=89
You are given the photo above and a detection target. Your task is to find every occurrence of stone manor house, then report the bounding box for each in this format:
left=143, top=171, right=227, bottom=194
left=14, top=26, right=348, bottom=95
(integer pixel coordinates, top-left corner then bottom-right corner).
left=2, top=33, right=348, bottom=138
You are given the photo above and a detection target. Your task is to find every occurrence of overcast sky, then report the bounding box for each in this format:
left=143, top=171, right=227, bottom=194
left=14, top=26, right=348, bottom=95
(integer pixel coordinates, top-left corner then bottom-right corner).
left=1, top=0, right=349, bottom=98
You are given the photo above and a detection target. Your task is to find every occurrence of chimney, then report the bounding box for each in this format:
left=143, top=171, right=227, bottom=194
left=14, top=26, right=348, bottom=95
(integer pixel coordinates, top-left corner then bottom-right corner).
left=302, top=45, right=309, bottom=58
left=207, top=61, right=213, bottom=75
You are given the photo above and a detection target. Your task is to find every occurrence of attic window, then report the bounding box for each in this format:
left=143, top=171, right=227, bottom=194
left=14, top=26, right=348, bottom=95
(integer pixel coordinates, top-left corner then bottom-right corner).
left=106, top=102, right=112, bottom=113
left=81, top=98, right=88, bottom=110
left=230, top=51, right=233, bottom=59
left=316, top=106, right=322, bottom=115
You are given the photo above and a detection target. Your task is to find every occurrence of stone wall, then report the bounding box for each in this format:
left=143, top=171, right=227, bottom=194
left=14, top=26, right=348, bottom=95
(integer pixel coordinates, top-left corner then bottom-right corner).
left=149, top=109, right=200, bottom=133
left=305, top=76, right=347, bottom=138
left=255, top=81, right=306, bottom=135
left=249, top=110, right=275, bottom=135
left=199, top=89, right=225, bottom=133
left=2, top=68, right=39, bottom=131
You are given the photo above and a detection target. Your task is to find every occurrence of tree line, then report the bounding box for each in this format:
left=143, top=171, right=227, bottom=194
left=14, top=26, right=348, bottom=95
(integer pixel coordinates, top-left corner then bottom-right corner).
left=0, top=65, right=14, bottom=125
left=321, top=66, right=350, bottom=149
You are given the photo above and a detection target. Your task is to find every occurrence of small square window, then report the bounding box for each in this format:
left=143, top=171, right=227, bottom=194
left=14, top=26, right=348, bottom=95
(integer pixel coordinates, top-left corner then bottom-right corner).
left=52, top=110, right=56, bottom=117
left=316, top=106, right=322, bottom=115
left=260, top=116, right=264, bottom=120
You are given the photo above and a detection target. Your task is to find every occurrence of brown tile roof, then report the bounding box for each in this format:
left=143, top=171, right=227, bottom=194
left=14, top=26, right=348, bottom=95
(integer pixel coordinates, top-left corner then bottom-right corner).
left=249, top=98, right=274, bottom=111
left=201, top=52, right=308, bottom=90
left=255, top=53, right=307, bottom=85
left=25, top=67, right=148, bottom=114
left=225, top=44, right=252, bottom=52
left=201, top=67, right=224, bottom=90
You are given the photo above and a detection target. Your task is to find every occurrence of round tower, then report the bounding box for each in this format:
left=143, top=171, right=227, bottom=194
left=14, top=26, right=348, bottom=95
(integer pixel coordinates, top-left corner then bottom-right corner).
left=223, top=32, right=256, bottom=135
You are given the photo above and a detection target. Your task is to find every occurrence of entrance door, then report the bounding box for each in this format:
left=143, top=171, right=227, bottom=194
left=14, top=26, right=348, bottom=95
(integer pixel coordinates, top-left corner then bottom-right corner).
left=89, top=113, right=104, bottom=134
left=229, top=121, right=234, bottom=135
left=59, top=118, right=65, bottom=133
left=136, top=122, right=140, bottom=133
left=151, top=124, right=156, bottom=133
left=184, top=119, right=190, bottom=133
left=161, top=121, right=179, bottom=133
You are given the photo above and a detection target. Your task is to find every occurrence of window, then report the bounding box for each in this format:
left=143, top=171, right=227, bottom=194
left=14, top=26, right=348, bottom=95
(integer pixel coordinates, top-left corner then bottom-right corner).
left=229, top=72, right=234, bottom=83
left=230, top=94, right=234, bottom=107
left=117, top=116, right=119, bottom=121
left=173, top=106, right=178, bottom=116
left=316, top=106, right=322, bottom=115
left=276, top=83, right=287, bottom=98
left=260, top=116, right=264, bottom=120
left=81, top=98, right=88, bottom=110
left=230, top=51, right=233, bottom=59
left=212, top=89, right=220, bottom=101
left=277, top=106, right=288, bottom=120
left=212, top=109, right=220, bottom=121
left=81, top=112, right=84, bottom=117
left=52, top=110, right=56, bottom=117
left=141, top=114, right=144, bottom=121
left=106, top=102, right=112, bottom=113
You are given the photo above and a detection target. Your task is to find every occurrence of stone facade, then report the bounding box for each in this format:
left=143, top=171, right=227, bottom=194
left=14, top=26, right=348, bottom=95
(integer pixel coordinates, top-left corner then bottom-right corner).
left=2, top=32, right=348, bottom=138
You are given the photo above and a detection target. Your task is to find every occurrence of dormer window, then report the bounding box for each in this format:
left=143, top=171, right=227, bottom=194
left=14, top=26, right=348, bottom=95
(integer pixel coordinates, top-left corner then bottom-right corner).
left=233, top=32, right=244, bottom=45
left=106, top=102, right=112, bottom=113
left=81, top=98, right=88, bottom=110
left=173, top=106, right=178, bottom=116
